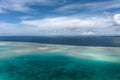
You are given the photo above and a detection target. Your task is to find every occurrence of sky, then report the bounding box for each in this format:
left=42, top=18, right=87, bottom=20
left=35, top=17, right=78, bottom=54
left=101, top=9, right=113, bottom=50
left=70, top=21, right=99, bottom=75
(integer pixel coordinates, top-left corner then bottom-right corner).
left=0, top=0, right=120, bottom=36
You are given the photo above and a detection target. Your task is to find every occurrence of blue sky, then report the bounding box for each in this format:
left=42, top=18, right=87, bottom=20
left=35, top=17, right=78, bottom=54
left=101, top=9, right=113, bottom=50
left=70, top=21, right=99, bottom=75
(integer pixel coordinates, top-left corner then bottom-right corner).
left=0, top=0, right=120, bottom=36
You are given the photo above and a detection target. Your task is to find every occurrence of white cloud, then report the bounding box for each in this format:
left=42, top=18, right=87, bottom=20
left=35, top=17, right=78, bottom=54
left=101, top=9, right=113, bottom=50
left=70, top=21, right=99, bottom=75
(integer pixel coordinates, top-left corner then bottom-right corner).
left=20, top=16, right=34, bottom=20
left=21, top=16, right=111, bottom=28
left=0, top=0, right=58, bottom=13
left=0, top=22, right=41, bottom=36
left=0, top=0, right=120, bottom=13
left=82, top=31, right=95, bottom=35
left=112, top=14, right=120, bottom=31
left=0, top=0, right=119, bottom=14
left=0, top=15, right=119, bottom=36
left=57, top=0, right=120, bottom=12
left=113, top=14, right=120, bottom=25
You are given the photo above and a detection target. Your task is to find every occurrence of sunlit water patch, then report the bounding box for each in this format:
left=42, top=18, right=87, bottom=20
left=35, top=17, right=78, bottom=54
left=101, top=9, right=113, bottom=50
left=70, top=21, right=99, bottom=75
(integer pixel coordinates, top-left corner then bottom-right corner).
left=0, top=42, right=120, bottom=80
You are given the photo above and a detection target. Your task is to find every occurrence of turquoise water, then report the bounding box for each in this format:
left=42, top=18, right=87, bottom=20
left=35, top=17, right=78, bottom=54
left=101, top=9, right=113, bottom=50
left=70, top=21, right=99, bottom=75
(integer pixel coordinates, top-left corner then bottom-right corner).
left=0, top=42, right=120, bottom=80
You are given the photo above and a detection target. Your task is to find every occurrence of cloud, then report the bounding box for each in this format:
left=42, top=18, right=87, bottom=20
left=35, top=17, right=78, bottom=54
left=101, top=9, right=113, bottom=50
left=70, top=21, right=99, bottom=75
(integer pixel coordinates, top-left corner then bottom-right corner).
left=0, top=15, right=119, bottom=36
left=56, top=0, right=120, bottom=12
left=20, top=16, right=34, bottom=20
left=82, top=31, right=95, bottom=35
left=0, top=0, right=59, bottom=13
left=112, top=14, right=120, bottom=31
left=113, top=14, right=120, bottom=25
left=0, top=0, right=119, bottom=14
left=0, top=22, right=41, bottom=36
left=1, top=0, right=120, bottom=13
left=21, top=16, right=111, bottom=28
left=20, top=16, right=116, bottom=36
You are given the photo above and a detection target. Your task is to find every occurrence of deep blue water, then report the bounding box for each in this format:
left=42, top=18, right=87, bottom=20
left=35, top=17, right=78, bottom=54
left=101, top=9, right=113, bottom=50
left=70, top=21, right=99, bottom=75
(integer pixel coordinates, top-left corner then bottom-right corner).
left=0, top=36, right=120, bottom=47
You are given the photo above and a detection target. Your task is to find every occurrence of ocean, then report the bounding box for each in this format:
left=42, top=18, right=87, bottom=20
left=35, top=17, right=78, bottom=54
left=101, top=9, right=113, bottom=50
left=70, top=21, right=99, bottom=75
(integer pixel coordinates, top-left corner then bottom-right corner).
left=0, top=36, right=120, bottom=80
left=0, top=36, right=120, bottom=47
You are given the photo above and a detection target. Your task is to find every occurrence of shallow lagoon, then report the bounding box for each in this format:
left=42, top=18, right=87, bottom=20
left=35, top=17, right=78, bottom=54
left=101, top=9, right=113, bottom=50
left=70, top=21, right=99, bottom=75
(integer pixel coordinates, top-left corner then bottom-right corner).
left=0, top=42, right=120, bottom=80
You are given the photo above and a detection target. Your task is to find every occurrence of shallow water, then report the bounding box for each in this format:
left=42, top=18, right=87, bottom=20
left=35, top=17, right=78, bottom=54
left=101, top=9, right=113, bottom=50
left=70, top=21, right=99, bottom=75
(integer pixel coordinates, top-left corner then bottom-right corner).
left=0, top=42, right=120, bottom=80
